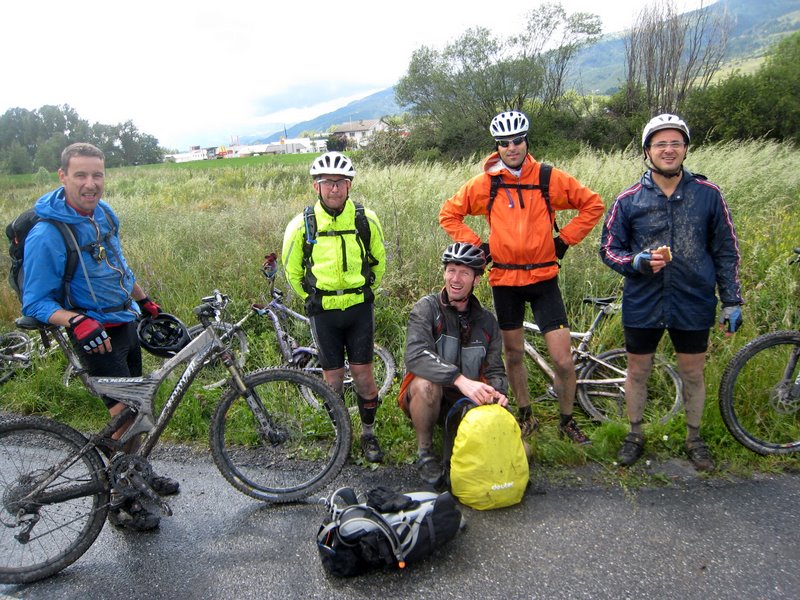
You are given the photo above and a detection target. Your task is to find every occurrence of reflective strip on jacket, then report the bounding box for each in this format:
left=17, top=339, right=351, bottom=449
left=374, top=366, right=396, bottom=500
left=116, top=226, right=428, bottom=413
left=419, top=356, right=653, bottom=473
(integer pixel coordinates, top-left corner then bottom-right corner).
left=439, top=153, right=604, bottom=287
left=599, top=169, right=742, bottom=329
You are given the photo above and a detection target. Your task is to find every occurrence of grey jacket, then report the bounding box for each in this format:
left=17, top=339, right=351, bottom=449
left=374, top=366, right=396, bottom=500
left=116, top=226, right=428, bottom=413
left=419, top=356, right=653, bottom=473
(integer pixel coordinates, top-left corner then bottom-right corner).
left=404, top=289, right=507, bottom=394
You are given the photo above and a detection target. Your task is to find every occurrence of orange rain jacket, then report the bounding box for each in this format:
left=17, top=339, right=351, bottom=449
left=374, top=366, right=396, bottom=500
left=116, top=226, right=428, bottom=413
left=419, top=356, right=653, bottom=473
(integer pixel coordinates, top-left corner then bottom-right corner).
left=439, top=153, right=605, bottom=287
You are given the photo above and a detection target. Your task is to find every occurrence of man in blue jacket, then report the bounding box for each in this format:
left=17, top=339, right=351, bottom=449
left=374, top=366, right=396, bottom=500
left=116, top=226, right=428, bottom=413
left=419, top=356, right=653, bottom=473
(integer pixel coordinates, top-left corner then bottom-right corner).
left=22, top=142, right=179, bottom=530
left=599, top=114, right=743, bottom=471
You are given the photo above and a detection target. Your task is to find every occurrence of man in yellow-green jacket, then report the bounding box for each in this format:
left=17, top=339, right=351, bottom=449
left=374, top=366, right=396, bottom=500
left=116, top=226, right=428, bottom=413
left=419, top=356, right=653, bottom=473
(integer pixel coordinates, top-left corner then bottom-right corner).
left=282, top=152, right=387, bottom=462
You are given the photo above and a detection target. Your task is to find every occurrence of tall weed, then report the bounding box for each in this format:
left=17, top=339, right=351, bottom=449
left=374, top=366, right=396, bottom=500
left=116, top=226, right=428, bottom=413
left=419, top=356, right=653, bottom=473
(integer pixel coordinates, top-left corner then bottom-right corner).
left=2, top=143, right=798, bottom=472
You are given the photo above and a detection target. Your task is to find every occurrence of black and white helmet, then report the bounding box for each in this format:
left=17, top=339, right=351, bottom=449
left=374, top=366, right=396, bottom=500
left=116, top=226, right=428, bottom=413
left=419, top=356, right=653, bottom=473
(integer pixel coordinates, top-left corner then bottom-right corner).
left=442, top=242, right=487, bottom=275
left=642, top=114, right=690, bottom=149
left=489, top=111, right=529, bottom=138
left=309, top=152, right=356, bottom=179
left=137, top=313, right=190, bottom=358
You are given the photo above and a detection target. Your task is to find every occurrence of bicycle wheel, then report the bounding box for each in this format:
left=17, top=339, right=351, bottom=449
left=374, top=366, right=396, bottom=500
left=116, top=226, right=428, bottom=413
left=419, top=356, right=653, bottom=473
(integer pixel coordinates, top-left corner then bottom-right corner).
left=187, top=321, right=249, bottom=390
left=299, top=343, right=397, bottom=411
left=718, top=331, right=800, bottom=455
left=210, top=367, right=351, bottom=503
left=576, top=348, right=683, bottom=425
left=0, top=416, right=109, bottom=584
left=0, top=331, right=33, bottom=384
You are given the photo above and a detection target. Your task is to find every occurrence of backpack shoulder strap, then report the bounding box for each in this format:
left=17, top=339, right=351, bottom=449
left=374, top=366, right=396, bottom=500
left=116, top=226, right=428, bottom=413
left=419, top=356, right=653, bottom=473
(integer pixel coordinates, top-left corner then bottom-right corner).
left=538, top=163, right=558, bottom=233
left=486, top=175, right=502, bottom=219
left=37, top=219, right=81, bottom=284
left=354, top=202, right=378, bottom=267
left=302, top=205, right=317, bottom=265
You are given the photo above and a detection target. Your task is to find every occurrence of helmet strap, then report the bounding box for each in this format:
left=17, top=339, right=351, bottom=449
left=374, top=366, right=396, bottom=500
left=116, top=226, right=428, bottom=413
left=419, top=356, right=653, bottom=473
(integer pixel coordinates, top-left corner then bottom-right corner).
left=643, top=155, right=683, bottom=179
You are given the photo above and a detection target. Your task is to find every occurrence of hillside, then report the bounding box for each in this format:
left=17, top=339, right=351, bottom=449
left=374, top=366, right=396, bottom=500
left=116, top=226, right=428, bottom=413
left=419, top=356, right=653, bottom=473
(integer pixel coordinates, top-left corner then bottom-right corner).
left=252, top=0, right=800, bottom=143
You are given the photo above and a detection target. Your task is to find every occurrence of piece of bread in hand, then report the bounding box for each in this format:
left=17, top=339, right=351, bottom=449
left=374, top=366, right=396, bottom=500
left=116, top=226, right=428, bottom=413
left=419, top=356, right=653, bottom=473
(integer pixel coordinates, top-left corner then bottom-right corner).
left=654, top=245, right=672, bottom=262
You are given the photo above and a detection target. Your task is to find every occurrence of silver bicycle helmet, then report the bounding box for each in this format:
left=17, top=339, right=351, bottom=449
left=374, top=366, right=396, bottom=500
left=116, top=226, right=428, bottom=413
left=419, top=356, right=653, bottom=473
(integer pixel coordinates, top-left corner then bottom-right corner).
left=137, top=313, right=190, bottom=358
left=489, top=111, right=529, bottom=138
left=642, top=114, right=690, bottom=149
left=442, top=242, right=487, bottom=275
left=309, top=152, right=356, bottom=179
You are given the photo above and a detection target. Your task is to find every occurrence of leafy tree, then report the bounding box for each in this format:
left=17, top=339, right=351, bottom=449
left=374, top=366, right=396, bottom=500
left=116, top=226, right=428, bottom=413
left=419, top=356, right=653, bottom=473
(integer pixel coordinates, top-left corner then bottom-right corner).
left=684, top=31, right=800, bottom=144
left=34, top=133, right=68, bottom=171
left=1, top=141, right=33, bottom=174
left=0, top=104, right=163, bottom=172
left=325, top=134, right=348, bottom=152
left=395, top=2, right=600, bottom=159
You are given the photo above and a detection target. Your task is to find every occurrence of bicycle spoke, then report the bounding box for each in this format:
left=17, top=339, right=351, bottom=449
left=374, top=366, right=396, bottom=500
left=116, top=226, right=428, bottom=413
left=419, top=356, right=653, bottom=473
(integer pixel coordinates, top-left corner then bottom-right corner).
left=210, top=368, right=350, bottom=503
left=0, top=417, right=108, bottom=584
left=719, top=331, right=800, bottom=454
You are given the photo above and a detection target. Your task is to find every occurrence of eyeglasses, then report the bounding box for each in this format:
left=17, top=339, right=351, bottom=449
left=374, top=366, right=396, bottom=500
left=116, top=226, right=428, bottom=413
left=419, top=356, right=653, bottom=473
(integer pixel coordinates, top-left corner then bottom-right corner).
left=650, top=141, right=686, bottom=150
left=316, top=178, right=350, bottom=189
left=496, top=136, right=526, bottom=148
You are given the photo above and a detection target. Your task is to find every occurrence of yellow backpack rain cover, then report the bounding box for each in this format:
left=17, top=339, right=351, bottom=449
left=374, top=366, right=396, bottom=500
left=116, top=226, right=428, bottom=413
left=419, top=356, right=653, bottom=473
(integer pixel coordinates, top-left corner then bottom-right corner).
left=449, top=404, right=529, bottom=510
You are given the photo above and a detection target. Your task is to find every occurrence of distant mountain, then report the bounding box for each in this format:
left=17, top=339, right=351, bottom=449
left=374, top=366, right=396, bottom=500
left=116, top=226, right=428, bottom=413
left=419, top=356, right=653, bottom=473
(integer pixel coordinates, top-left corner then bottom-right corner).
left=248, top=88, right=403, bottom=144
left=569, top=0, right=800, bottom=94
left=247, top=0, right=799, bottom=142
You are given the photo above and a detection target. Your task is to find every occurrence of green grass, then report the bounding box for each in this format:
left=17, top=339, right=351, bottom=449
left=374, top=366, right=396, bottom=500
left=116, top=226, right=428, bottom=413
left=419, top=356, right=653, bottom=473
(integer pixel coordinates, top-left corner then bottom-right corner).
left=2, top=142, right=799, bottom=483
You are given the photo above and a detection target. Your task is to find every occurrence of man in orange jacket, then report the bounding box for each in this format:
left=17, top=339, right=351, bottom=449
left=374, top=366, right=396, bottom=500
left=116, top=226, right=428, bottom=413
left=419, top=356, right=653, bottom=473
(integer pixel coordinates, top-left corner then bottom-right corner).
left=439, top=110, right=605, bottom=444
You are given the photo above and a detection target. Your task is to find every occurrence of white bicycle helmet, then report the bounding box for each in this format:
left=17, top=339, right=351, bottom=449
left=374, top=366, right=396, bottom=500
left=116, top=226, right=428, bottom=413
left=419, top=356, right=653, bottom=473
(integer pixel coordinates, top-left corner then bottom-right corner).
left=309, top=152, right=356, bottom=179
left=442, top=242, right=487, bottom=275
left=642, top=114, right=690, bottom=149
left=489, top=111, right=529, bottom=138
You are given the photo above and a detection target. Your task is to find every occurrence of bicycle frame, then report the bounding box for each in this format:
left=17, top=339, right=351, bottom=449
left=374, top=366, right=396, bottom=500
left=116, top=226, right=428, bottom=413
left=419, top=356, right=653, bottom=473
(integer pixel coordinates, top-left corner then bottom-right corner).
left=17, top=298, right=246, bottom=458
left=523, top=298, right=622, bottom=385
left=254, top=269, right=319, bottom=366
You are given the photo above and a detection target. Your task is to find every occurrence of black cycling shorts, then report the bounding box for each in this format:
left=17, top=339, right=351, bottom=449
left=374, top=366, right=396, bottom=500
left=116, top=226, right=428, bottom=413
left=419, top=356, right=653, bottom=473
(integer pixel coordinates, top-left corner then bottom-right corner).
left=491, top=276, right=569, bottom=333
left=624, top=327, right=710, bottom=355
left=71, top=321, right=142, bottom=408
left=309, top=302, right=375, bottom=370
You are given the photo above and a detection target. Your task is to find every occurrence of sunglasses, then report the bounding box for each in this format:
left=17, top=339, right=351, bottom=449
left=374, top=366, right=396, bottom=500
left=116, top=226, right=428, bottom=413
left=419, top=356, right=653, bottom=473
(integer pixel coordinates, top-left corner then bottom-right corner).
left=496, top=136, right=526, bottom=148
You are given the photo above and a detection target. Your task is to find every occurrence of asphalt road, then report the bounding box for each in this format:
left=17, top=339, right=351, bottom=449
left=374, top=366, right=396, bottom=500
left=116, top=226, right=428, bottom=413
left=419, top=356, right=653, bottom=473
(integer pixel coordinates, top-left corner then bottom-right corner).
left=2, top=448, right=799, bottom=600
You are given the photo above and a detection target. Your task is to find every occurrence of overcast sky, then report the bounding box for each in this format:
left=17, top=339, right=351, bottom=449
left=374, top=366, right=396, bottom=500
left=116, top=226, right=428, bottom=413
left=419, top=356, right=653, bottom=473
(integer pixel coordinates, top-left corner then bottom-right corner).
left=3, top=0, right=712, bottom=150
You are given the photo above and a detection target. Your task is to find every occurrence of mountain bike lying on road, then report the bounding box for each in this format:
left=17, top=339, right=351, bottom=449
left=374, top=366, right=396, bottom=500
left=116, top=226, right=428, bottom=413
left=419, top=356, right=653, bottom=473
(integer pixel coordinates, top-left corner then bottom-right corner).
left=524, top=296, right=683, bottom=425
left=192, top=257, right=397, bottom=406
left=718, top=248, right=800, bottom=455
left=0, top=290, right=350, bottom=584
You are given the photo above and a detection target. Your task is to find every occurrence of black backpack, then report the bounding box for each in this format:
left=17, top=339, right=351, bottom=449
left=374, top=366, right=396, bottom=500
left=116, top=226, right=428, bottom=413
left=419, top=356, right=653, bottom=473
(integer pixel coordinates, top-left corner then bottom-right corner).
left=316, top=486, right=462, bottom=577
left=6, top=204, right=115, bottom=304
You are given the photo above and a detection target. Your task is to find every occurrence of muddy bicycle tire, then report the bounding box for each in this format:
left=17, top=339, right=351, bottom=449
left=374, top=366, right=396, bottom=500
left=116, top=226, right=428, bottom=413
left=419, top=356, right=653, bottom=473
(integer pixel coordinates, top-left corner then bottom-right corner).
left=298, top=343, right=397, bottom=410
left=576, top=348, right=683, bottom=424
left=0, top=416, right=109, bottom=584
left=718, top=330, right=800, bottom=455
left=210, top=367, right=351, bottom=502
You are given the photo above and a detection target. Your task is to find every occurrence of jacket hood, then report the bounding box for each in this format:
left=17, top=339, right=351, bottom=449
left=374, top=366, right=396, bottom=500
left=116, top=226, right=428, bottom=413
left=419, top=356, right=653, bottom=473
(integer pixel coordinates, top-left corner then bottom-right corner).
left=34, top=187, right=103, bottom=225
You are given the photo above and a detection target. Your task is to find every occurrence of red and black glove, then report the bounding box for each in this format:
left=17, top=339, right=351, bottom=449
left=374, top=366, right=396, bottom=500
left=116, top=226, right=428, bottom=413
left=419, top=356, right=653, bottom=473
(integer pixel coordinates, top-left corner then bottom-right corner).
left=139, top=297, right=162, bottom=318
left=69, top=314, right=109, bottom=352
